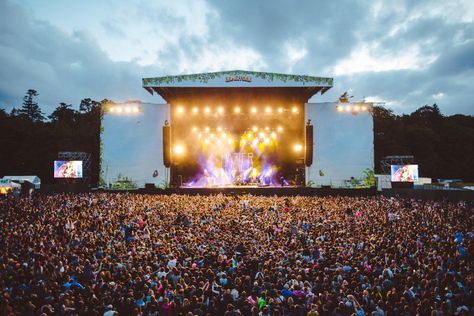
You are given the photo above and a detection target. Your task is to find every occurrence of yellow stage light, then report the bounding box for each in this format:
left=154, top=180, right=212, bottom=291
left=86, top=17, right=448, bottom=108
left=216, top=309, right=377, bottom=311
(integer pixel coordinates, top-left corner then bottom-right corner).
left=259, top=132, right=264, bottom=139
left=251, top=107, right=257, bottom=114
left=204, top=139, right=209, bottom=144
left=217, top=107, right=224, bottom=114
left=293, top=144, right=303, bottom=152
left=221, top=132, right=226, bottom=138
left=241, top=139, right=246, bottom=145
left=116, top=107, right=123, bottom=113
left=110, top=107, right=116, bottom=112
left=292, top=107, right=298, bottom=113
left=361, top=105, right=368, bottom=111
left=210, top=134, right=215, bottom=139
left=271, top=132, right=277, bottom=139
left=265, top=126, right=270, bottom=131
left=278, top=107, right=283, bottom=113
left=252, top=126, right=258, bottom=132
left=177, top=106, right=184, bottom=114
left=192, top=127, right=198, bottom=132
left=125, top=107, right=132, bottom=113
left=345, top=106, right=351, bottom=112
left=336, top=105, right=343, bottom=112
left=132, top=107, right=139, bottom=113
left=277, top=126, right=283, bottom=132
left=252, top=139, right=258, bottom=146
left=354, top=105, right=360, bottom=111
left=192, top=107, right=198, bottom=114
left=234, top=107, right=241, bottom=113
left=264, top=138, right=270, bottom=145
left=265, top=107, right=272, bottom=113
left=217, top=127, right=222, bottom=132
left=228, top=138, right=234, bottom=145
left=198, top=133, right=202, bottom=138
left=251, top=168, right=257, bottom=178
left=204, top=107, right=210, bottom=114
left=205, top=127, right=210, bottom=133
left=174, top=145, right=184, bottom=154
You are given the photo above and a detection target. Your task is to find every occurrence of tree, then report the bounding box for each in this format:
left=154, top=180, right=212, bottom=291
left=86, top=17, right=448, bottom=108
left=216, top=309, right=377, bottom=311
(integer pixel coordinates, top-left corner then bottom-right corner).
left=15, top=89, right=44, bottom=122
left=49, top=103, right=77, bottom=124
left=79, top=98, right=101, bottom=113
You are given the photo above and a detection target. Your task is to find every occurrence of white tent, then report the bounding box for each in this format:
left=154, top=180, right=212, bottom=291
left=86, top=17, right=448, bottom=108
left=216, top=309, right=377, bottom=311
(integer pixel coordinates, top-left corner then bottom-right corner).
left=1, top=175, right=41, bottom=189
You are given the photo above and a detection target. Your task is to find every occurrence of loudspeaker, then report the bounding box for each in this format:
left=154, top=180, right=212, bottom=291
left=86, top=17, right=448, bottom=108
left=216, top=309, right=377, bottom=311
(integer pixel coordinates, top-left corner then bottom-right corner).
left=305, top=124, right=313, bottom=166
left=163, top=124, right=171, bottom=167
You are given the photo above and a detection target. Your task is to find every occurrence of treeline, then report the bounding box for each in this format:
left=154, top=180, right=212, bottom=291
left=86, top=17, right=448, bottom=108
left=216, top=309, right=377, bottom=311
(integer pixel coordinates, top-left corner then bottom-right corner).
left=0, top=90, right=473, bottom=184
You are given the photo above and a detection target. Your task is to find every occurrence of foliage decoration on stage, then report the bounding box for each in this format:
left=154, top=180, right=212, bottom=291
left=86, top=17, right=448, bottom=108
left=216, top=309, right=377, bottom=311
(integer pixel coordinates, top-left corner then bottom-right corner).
left=143, top=70, right=333, bottom=87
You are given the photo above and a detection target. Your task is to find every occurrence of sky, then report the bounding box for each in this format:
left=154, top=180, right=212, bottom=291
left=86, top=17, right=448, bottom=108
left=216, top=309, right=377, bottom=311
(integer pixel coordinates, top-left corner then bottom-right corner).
left=0, top=0, right=473, bottom=115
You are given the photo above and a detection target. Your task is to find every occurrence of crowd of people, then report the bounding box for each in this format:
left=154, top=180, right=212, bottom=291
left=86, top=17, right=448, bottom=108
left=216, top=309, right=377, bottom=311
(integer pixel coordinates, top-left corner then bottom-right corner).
left=0, top=193, right=472, bottom=315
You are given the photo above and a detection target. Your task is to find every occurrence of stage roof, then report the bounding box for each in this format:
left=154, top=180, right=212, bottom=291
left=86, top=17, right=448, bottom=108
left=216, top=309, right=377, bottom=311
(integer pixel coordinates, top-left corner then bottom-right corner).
left=143, top=70, right=333, bottom=103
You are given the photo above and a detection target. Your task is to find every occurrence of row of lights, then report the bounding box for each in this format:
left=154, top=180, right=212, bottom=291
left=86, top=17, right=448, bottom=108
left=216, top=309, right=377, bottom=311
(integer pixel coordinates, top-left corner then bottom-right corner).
left=336, top=104, right=370, bottom=112
left=174, top=141, right=303, bottom=154
left=109, top=106, right=140, bottom=114
left=190, top=126, right=284, bottom=134
left=176, top=106, right=299, bottom=115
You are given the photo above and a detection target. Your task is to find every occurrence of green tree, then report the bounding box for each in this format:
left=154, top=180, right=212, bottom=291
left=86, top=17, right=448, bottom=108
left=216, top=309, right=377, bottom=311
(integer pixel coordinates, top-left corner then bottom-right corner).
left=15, top=89, right=44, bottom=122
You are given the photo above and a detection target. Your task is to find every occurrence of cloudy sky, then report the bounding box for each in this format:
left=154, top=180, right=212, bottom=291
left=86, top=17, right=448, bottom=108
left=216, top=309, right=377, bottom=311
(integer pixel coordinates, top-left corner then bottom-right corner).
left=0, top=0, right=473, bottom=115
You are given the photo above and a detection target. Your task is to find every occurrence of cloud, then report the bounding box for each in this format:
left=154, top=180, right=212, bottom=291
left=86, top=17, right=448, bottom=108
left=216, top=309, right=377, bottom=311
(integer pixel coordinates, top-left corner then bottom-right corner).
left=0, top=0, right=473, bottom=115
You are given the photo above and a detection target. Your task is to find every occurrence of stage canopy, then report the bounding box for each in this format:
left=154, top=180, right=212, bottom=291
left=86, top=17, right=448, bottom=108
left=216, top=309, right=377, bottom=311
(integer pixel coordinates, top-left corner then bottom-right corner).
left=143, top=70, right=333, bottom=103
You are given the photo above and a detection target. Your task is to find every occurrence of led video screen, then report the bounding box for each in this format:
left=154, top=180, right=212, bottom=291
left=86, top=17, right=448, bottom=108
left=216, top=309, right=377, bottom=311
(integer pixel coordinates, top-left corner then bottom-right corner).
left=391, top=164, right=418, bottom=182
left=54, top=161, right=83, bottom=178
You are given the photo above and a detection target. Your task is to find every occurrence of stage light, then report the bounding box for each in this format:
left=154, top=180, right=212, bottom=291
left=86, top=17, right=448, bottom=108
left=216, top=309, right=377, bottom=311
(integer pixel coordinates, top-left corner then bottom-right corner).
left=271, top=132, right=277, bottom=139
left=110, top=107, right=116, bottom=112
left=192, top=107, right=198, bottom=114
left=361, top=105, right=368, bottom=111
left=204, top=107, right=210, bottom=114
left=259, top=132, right=264, bottom=139
left=221, top=132, right=226, bottom=138
left=198, top=133, right=202, bottom=138
left=252, top=139, right=259, bottom=146
left=177, top=106, right=184, bottom=114
left=241, top=139, right=246, bottom=145
left=354, top=105, right=360, bottom=111
left=216, top=139, right=221, bottom=144
left=228, top=138, right=233, bottom=145
left=336, top=105, right=343, bottom=112
left=132, top=107, right=139, bottom=113
left=264, top=138, right=270, bottom=145
left=205, top=127, right=210, bottom=133
left=204, top=139, right=209, bottom=144
left=265, top=107, right=272, bottom=113
left=278, top=107, right=283, bottom=113
left=174, top=145, right=184, bottom=154
left=345, top=106, right=351, bottom=112
left=116, top=107, right=123, bottom=113
left=292, top=106, right=298, bottom=113
left=252, top=126, right=258, bottom=132
left=125, top=107, right=132, bottom=113
left=293, top=144, right=303, bottom=152
left=251, top=168, right=257, bottom=178
left=192, top=127, right=198, bottom=132
left=217, top=107, right=224, bottom=114
left=210, top=133, right=215, bottom=139
left=265, top=126, right=270, bottom=131
left=234, top=107, right=241, bottom=113
left=277, top=126, right=283, bottom=132
left=251, top=107, right=257, bottom=114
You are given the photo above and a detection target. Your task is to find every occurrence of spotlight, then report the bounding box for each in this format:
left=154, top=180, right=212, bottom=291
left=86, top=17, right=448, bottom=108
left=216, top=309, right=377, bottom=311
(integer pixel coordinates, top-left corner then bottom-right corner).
left=205, top=127, right=210, bottom=133
left=251, top=107, right=257, bottom=114
left=345, top=106, right=351, bottom=112
left=234, top=107, right=241, bottom=113
left=217, top=127, right=222, bottom=132
left=265, top=107, right=272, bottom=113
left=227, top=138, right=233, bottom=145
left=264, top=138, right=270, bottom=145
left=258, top=132, right=265, bottom=139
left=204, top=107, right=210, bottom=114
left=125, top=107, right=132, bottom=113
left=292, top=107, right=298, bottom=113
left=197, top=133, right=202, bottom=138
left=210, top=134, right=215, bottom=139
left=361, top=105, right=368, bottom=111
left=192, top=127, right=198, bottom=132
left=241, top=139, right=246, bottom=145
left=192, top=107, right=198, bottom=114
left=277, top=126, right=283, bottom=132
left=336, top=105, right=343, bottom=112
left=204, top=139, right=209, bottom=144
left=110, top=107, right=115, bottom=113
left=177, top=106, right=184, bottom=114
left=132, top=107, right=139, bottom=113
left=252, top=139, right=259, bottom=146
left=354, top=105, right=360, bottom=111
left=271, top=132, right=277, bottom=139
left=265, top=126, right=270, bottom=131
left=252, top=126, right=258, bottom=132
left=217, top=107, right=224, bottom=114
left=174, top=145, right=184, bottom=154
left=278, top=107, right=284, bottom=113
left=116, top=107, right=123, bottom=113
left=293, top=144, right=303, bottom=152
